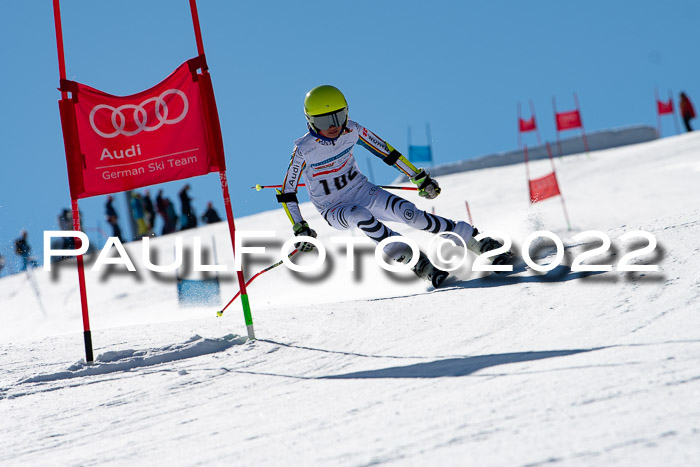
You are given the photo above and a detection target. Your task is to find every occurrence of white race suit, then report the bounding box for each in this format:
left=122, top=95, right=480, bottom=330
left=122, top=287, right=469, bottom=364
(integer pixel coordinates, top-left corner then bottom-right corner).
left=278, top=120, right=474, bottom=259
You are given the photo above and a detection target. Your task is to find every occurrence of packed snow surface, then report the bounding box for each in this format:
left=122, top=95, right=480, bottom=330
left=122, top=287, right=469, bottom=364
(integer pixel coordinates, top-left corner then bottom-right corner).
left=2, top=133, right=700, bottom=466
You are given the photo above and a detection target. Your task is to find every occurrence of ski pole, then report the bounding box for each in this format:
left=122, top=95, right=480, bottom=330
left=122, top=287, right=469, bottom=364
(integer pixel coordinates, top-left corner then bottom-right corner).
left=252, top=184, right=418, bottom=192
left=217, top=249, right=299, bottom=317
left=25, top=269, right=47, bottom=316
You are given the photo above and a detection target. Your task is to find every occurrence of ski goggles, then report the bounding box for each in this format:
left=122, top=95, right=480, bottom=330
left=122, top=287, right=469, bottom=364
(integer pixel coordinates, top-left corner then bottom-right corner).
left=307, top=107, right=348, bottom=131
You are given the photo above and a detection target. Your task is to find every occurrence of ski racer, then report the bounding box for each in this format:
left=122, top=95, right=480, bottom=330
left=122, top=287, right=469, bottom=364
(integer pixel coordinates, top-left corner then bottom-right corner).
left=277, top=85, right=510, bottom=287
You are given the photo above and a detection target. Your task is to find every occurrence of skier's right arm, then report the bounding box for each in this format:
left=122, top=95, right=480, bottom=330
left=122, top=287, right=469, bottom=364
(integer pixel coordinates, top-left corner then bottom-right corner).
left=277, top=146, right=317, bottom=251
left=277, top=146, right=305, bottom=225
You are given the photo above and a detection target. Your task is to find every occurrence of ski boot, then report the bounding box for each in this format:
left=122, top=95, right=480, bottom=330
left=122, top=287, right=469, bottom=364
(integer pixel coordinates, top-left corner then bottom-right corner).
left=396, top=249, right=449, bottom=288
left=466, top=227, right=514, bottom=273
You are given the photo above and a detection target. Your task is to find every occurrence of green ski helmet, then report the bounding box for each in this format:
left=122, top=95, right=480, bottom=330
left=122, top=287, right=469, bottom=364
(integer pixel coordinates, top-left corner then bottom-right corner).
left=304, top=85, right=349, bottom=134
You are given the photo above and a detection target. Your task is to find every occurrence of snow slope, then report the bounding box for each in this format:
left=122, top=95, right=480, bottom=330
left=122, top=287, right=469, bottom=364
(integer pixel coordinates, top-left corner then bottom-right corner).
left=1, top=132, right=700, bottom=466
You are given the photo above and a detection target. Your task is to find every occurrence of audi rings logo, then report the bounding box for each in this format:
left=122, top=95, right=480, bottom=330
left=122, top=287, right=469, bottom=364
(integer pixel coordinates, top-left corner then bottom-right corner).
left=89, top=89, right=189, bottom=138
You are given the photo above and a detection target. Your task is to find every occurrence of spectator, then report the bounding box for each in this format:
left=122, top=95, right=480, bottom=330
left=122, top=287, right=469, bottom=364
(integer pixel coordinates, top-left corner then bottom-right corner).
left=131, top=192, right=149, bottom=239
left=179, top=184, right=197, bottom=230
left=142, top=189, right=156, bottom=234
left=14, top=230, right=38, bottom=271
left=58, top=208, right=74, bottom=249
left=105, top=195, right=124, bottom=242
left=156, top=190, right=171, bottom=235
left=165, top=198, right=179, bottom=234
left=201, top=202, right=222, bottom=224
left=680, top=92, right=695, bottom=132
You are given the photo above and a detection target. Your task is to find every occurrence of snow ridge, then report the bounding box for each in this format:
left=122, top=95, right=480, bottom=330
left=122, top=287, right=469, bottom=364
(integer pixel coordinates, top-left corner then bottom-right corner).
left=20, top=334, right=246, bottom=383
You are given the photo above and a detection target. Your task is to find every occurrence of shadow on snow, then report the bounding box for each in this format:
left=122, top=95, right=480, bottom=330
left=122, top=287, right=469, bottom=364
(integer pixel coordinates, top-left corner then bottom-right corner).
left=322, top=348, right=602, bottom=379
left=448, top=263, right=609, bottom=290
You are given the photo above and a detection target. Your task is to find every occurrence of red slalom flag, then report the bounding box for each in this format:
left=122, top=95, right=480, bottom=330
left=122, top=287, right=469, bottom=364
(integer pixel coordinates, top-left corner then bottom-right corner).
left=656, top=99, right=674, bottom=115
left=555, top=110, right=582, bottom=131
left=519, top=116, right=537, bottom=132
left=59, top=58, right=223, bottom=199
left=529, top=171, right=561, bottom=203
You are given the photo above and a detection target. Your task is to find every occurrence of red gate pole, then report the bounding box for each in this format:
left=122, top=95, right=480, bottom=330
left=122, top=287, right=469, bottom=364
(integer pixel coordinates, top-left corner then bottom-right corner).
left=574, top=93, right=590, bottom=154
left=523, top=144, right=532, bottom=203
left=546, top=143, right=572, bottom=230
left=552, top=96, right=563, bottom=157
left=189, top=0, right=255, bottom=339
left=219, top=172, right=255, bottom=339
left=530, top=99, right=542, bottom=146
left=53, top=0, right=67, bottom=100
left=465, top=201, right=473, bottom=225
left=53, top=0, right=94, bottom=362
left=655, top=88, right=662, bottom=137
left=189, top=0, right=205, bottom=56
left=669, top=89, right=681, bottom=135
left=71, top=199, right=94, bottom=360
left=517, top=101, right=522, bottom=149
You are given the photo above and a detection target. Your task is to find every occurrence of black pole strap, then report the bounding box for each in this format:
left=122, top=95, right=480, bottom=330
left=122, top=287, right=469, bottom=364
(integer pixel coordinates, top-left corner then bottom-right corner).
left=383, top=149, right=402, bottom=166
left=276, top=192, right=298, bottom=204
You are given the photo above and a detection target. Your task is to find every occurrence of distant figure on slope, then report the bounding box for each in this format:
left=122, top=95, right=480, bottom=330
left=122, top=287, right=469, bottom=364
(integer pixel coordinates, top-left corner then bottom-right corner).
left=105, top=195, right=124, bottom=242
left=165, top=199, right=179, bottom=233
left=130, top=192, right=149, bottom=239
left=680, top=92, right=695, bottom=132
left=277, top=85, right=511, bottom=288
left=14, top=230, right=38, bottom=271
left=58, top=208, right=74, bottom=249
left=156, top=190, right=175, bottom=235
left=179, top=184, right=198, bottom=230
left=142, top=189, right=156, bottom=235
left=201, top=202, right=222, bottom=224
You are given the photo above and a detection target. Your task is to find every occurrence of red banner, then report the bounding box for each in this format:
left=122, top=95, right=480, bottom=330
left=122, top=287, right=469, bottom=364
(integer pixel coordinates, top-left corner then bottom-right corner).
left=529, top=172, right=561, bottom=203
left=657, top=99, right=674, bottom=115
left=555, top=110, right=582, bottom=131
left=519, top=116, right=537, bottom=133
left=59, top=58, right=223, bottom=199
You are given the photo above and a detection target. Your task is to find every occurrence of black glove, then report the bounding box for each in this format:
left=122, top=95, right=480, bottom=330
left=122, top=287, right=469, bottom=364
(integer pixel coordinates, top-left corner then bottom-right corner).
left=411, top=169, right=441, bottom=199
left=292, top=221, right=317, bottom=252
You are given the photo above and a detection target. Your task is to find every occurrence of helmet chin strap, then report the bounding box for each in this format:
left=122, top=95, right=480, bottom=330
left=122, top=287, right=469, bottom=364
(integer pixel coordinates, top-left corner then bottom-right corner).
left=307, top=120, right=348, bottom=144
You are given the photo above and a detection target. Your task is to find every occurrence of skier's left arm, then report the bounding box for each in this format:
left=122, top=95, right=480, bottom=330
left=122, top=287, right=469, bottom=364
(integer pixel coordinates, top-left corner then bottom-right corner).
left=355, top=123, right=441, bottom=199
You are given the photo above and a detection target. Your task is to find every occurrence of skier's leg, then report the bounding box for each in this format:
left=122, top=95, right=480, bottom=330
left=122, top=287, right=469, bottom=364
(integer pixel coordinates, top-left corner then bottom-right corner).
left=322, top=203, right=449, bottom=287
left=684, top=117, right=693, bottom=132
left=323, top=204, right=405, bottom=260
left=367, top=189, right=475, bottom=242
left=367, top=189, right=510, bottom=261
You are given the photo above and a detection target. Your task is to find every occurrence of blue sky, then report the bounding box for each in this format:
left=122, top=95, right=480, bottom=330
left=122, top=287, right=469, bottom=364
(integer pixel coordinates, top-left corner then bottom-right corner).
left=0, top=0, right=697, bottom=275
